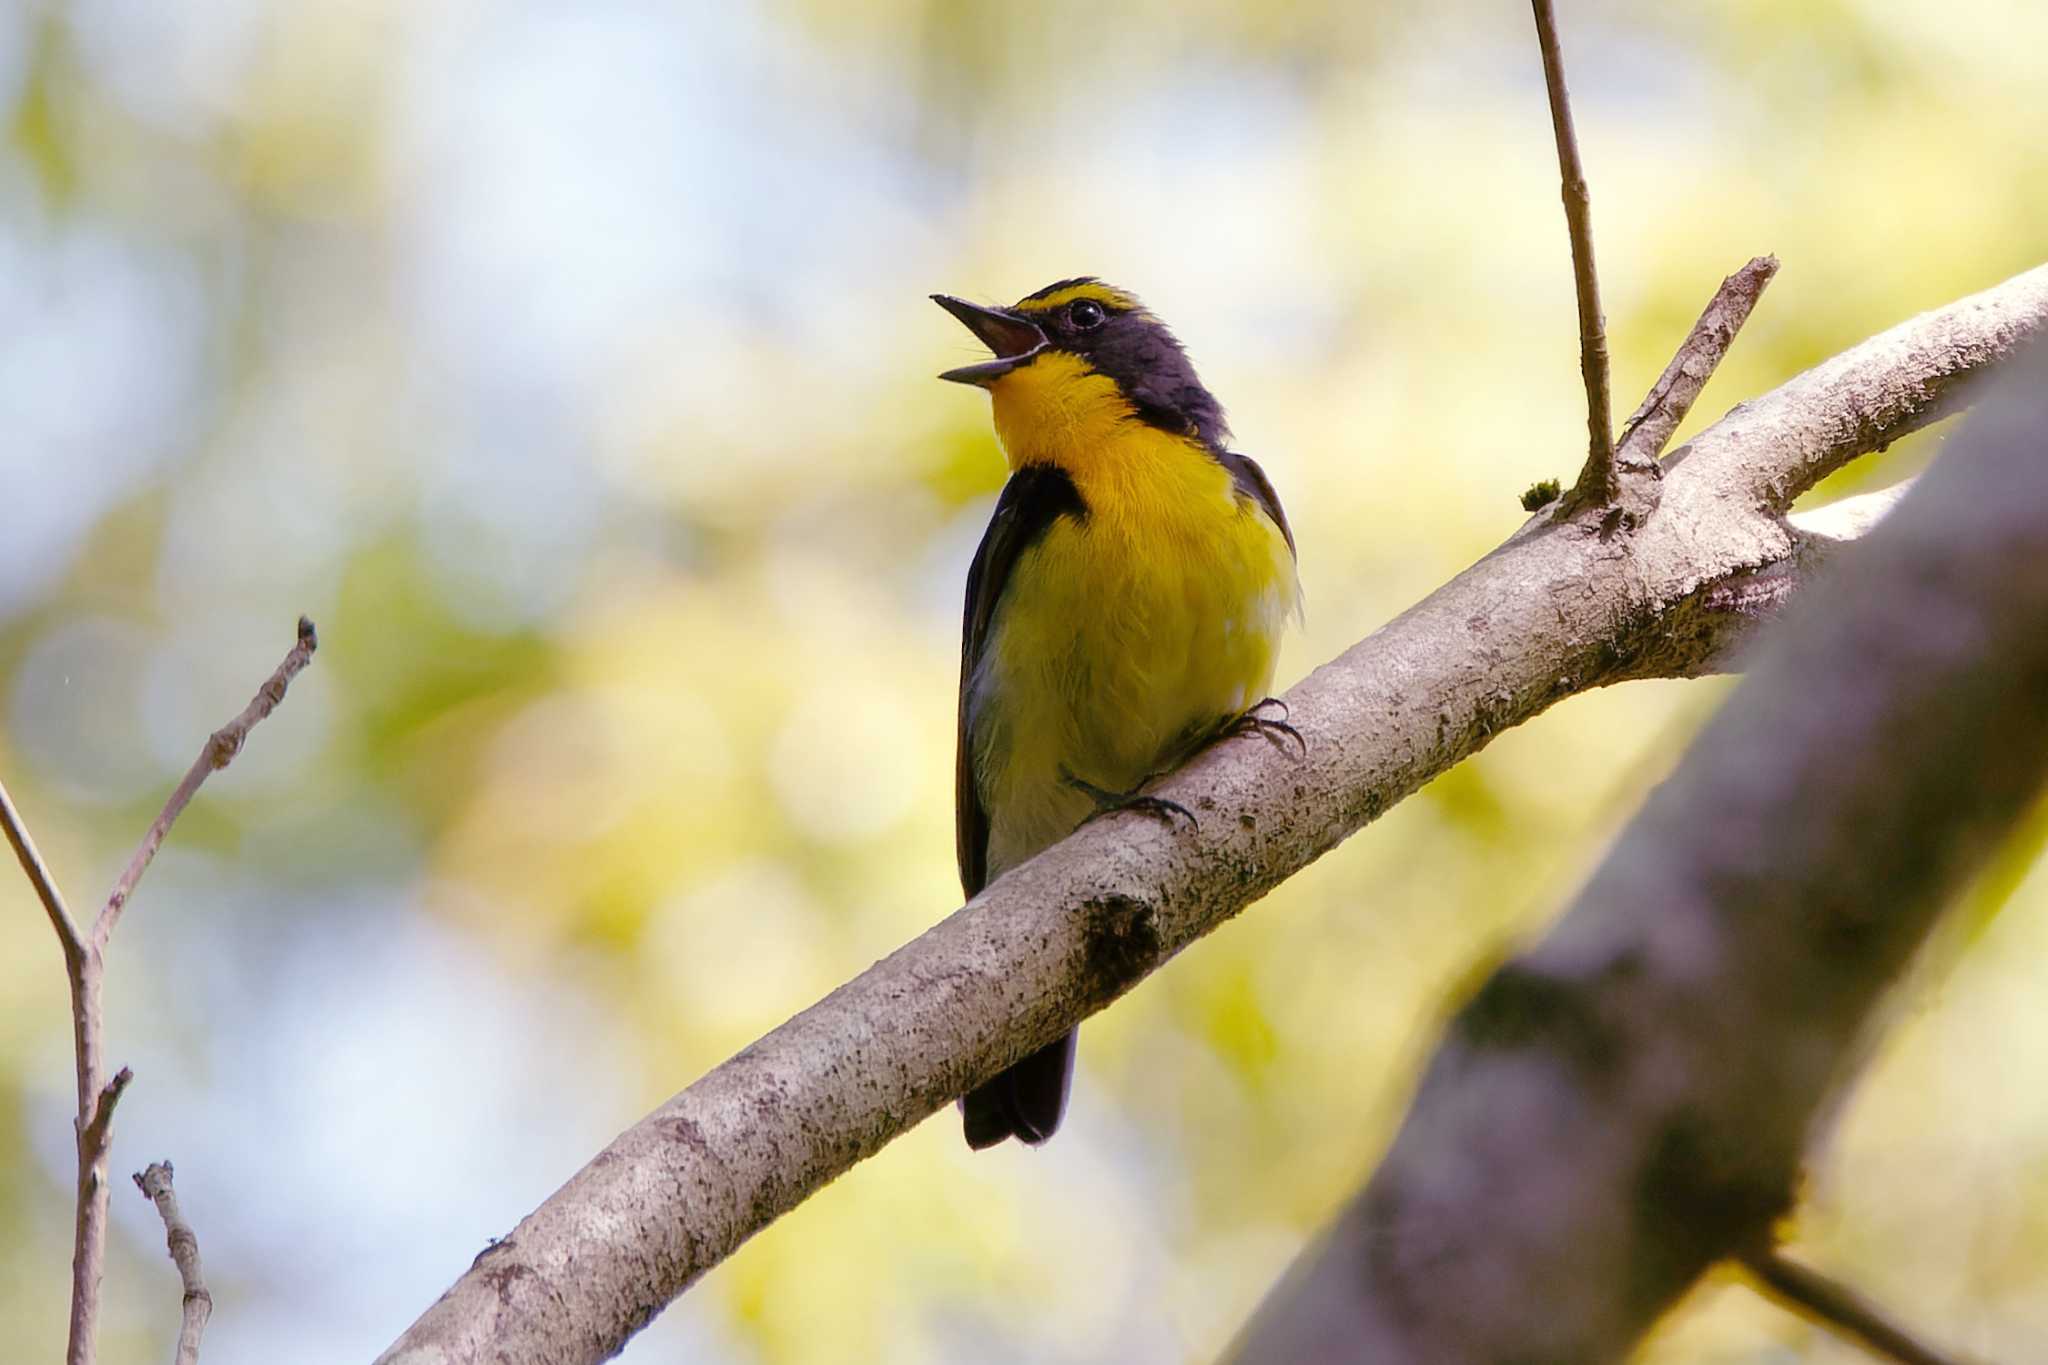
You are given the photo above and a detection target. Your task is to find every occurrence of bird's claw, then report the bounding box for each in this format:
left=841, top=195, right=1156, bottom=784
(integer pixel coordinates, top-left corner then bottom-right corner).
left=1227, top=697, right=1306, bottom=759
left=1096, top=794, right=1199, bottom=830
left=1061, top=769, right=1199, bottom=832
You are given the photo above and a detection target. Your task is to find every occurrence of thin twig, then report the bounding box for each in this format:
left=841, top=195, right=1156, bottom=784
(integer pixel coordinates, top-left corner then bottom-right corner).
left=3, top=618, right=317, bottom=1365
left=1520, top=256, right=1782, bottom=521
left=1742, top=1249, right=1982, bottom=1365
left=1617, top=256, right=1781, bottom=463
left=135, top=1162, right=212, bottom=1365
left=1531, top=0, right=1616, bottom=508
left=1, top=775, right=86, bottom=963
left=95, top=614, right=319, bottom=949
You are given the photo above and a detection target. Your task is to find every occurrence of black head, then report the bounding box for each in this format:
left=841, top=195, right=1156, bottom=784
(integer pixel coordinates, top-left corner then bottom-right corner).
left=932, top=279, right=1229, bottom=448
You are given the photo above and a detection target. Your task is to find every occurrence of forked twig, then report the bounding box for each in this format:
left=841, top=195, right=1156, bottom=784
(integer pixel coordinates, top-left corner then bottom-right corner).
left=1521, top=256, right=1782, bottom=519
left=2, top=617, right=317, bottom=1365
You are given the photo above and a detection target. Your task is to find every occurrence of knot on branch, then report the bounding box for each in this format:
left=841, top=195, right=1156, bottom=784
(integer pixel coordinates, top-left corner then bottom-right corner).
left=81, top=1066, right=134, bottom=1151
left=1629, top=1109, right=1795, bottom=1313
left=1077, top=894, right=1163, bottom=1004
left=206, top=726, right=246, bottom=770
left=1456, top=965, right=1621, bottom=1080
left=1552, top=457, right=1663, bottom=531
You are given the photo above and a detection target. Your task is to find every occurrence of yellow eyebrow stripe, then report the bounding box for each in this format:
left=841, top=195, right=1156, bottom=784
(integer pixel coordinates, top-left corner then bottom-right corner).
left=1017, top=282, right=1143, bottom=314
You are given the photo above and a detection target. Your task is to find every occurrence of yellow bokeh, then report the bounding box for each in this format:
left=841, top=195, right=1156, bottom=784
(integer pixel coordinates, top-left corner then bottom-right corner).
left=1, top=3, right=2044, bottom=1363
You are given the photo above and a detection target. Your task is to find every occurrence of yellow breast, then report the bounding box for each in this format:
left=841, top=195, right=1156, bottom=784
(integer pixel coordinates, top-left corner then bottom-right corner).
left=969, top=361, right=1299, bottom=878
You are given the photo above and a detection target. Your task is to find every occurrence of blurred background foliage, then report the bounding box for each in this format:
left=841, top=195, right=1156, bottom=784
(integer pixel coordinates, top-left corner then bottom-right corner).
left=2, top=1, right=2045, bottom=1361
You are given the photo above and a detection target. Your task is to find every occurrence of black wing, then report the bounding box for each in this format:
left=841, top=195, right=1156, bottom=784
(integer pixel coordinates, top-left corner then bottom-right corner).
left=1215, top=448, right=1296, bottom=557
left=956, top=464, right=1088, bottom=897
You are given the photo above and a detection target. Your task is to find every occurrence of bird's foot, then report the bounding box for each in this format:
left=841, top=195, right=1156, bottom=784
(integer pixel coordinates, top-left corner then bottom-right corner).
left=1225, top=697, right=1306, bottom=759
left=1061, top=769, right=1199, bottom=832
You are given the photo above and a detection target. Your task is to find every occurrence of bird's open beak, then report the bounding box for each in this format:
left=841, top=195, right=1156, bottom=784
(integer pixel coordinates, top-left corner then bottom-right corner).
left=932, top=295, right=1048, bottom=386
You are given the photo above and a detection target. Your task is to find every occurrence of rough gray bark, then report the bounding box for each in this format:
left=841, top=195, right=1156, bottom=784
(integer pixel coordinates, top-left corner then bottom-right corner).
left=1226, top=337, right=2048, bottom=1365
left=1622, top=481, right=1914, bottom=682
left=375, top=265, right=2048, bottom=1365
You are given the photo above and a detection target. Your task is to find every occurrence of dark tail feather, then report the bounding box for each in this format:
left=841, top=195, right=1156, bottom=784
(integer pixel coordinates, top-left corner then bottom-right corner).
left=960, top=1030, right=1076, bottom=1150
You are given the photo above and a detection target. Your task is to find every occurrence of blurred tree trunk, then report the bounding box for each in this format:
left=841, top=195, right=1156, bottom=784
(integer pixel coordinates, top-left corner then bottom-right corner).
left=1229, top=339, right=2048, bottom=1363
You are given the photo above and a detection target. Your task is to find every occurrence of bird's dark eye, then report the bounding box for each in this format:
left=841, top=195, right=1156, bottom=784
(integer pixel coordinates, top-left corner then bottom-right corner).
left=1066, top=299, right=1106, bottom=331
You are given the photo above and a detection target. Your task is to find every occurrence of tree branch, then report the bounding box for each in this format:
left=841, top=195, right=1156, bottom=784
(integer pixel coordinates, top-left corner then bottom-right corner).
left=1531, top=0, right=1617, bottom=509
left=376, top=266, right=2048, bottom=1365
left=134, top=1162, right=213, bottom=1365
left=1225, top=339, right=2048, bottom=1363
left=3, top=618, right=317, bottom=1365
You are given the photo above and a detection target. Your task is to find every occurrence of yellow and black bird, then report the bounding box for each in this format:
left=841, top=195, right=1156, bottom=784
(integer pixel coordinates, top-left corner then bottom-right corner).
left=933, top=279, right=1301, bottom=1149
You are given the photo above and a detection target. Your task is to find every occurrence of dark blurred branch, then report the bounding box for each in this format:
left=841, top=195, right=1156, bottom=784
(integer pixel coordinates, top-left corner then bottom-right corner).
left=1531, top=0, right=1617, bottom=510
left=2, top=618, right=316, bottom=1365
left=377, top=265, right=2048, bottom=1365
left=1741, top=1249, right=1981, bottom=1365
left=134, top=1162, right=213, bottom=1365
left=1226, top=342, right=2048, bottom=1363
